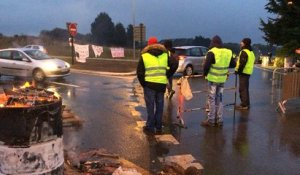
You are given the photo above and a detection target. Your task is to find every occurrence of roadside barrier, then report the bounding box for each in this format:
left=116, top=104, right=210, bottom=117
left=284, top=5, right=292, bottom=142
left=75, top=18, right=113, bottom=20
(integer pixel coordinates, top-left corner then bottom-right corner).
left=175, top=73, right=237, bottom=127
left=272, top=67, right=300, bottom=114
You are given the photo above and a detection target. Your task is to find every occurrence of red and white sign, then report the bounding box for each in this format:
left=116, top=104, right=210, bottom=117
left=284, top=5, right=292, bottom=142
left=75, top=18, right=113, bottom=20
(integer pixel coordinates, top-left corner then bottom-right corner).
left=110, top=47, right=124, bottom=58
left=68, top=23, right=77, bottom=37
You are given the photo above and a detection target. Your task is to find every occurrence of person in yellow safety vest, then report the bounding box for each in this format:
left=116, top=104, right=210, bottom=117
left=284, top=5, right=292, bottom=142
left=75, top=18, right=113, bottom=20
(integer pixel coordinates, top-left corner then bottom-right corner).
left=235, top=38, right=255, bottom=110
left=136, top=36, right=178, bottom=135
left=202, top=35, right=236, bottom=127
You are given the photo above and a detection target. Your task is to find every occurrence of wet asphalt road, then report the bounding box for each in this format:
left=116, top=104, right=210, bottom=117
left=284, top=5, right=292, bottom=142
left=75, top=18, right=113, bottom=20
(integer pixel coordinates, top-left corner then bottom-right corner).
left=1, top=67, right=299, bottom=175
left=161, top=68, right=300, bottom=175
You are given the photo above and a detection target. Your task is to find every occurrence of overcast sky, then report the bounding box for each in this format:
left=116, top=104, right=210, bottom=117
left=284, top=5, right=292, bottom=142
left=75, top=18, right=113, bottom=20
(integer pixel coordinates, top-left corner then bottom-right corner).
left=0, top=0, right=271, bottom=44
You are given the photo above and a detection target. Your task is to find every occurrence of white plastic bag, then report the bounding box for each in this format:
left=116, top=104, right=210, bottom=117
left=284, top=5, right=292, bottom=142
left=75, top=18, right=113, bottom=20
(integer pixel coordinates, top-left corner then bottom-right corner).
left=181, top=77, right=193, bottom=101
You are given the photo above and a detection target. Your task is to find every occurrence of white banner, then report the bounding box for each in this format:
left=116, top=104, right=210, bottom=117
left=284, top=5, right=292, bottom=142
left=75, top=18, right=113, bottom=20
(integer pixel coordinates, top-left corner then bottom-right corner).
left=74, top=44, right=89, bottom=63
left=110, top=47, right=124, bottom=58
left=91, top=45, right=104, bottom=57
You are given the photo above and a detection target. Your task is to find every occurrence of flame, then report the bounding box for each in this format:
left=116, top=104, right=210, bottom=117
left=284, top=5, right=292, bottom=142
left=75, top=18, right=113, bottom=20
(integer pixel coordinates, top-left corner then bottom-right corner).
left=20, top=82, right=31, bottom=89
left=0, top=94, right=8, bottom=107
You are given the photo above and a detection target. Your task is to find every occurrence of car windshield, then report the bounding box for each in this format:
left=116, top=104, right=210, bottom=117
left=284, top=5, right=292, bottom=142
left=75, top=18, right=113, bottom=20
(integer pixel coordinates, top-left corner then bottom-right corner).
left=174, top=49, right=187, bottom=56
left=24, top=50, right=52, bottom=60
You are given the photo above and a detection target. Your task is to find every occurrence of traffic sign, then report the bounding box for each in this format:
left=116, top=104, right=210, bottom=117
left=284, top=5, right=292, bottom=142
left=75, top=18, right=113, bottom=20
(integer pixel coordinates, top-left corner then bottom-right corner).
left=67, top=23, right=77, bottom=37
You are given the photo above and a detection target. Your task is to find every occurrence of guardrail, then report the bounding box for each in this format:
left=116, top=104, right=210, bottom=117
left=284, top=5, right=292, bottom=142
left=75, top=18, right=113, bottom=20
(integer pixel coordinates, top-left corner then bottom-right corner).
left=272, top=67, right=300, bottom=114
left=175, top=73, right=237, bottom=127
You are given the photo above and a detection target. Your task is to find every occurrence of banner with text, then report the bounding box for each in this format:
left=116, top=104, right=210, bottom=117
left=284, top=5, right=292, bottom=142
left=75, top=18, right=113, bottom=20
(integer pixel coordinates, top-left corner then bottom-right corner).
left=110, top=48, right=124, bottom=58
left=91, top=45, right=104, bottom=57
left=74, top=44, right=89, bottom=63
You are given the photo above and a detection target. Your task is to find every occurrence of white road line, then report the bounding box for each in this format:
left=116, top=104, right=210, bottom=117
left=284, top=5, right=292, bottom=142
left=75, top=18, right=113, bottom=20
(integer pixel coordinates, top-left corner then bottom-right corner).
left=50, top=81, right=80, bottom=88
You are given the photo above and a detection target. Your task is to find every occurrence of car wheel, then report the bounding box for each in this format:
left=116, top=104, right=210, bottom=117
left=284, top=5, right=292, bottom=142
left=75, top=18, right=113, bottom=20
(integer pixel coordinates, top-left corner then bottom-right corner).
left=33, top=69, right=45, bottom=82
left=184, top=65, right=193, bottom=76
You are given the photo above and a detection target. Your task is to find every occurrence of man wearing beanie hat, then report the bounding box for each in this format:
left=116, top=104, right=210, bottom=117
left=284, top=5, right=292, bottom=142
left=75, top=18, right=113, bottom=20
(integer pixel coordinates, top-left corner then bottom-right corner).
left=137, top=37, right=177, bottom=134
left=147, top=36, right=158, bottom=45
left=202, top=35, right=236, bottom=127
left=235, top=38, right=255, bottom=110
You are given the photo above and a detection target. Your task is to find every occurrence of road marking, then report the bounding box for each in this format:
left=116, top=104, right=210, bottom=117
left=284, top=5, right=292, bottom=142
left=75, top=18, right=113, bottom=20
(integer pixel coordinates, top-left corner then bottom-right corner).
left=50, top=81, right=80, bottom=88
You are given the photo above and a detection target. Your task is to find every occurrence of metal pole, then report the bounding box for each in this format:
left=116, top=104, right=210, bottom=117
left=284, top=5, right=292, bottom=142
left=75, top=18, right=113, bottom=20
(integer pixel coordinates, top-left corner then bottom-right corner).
left=233, top=74, right=237, bottom=118
left=71, top=36, right=75, bottom=65
left=132, top=0, right=136, bottom=60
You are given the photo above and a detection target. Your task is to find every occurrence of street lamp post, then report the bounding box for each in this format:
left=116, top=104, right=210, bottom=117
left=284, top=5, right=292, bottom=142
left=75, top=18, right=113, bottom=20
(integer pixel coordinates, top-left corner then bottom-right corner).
left=132, top=0, right=136, bottom=60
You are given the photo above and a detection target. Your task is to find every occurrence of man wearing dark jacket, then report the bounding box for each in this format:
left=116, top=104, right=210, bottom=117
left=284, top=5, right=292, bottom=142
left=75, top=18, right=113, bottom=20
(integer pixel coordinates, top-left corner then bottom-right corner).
left=202, top=35, right=236, bottom=127
left=137, top=37, right=177, bottom=134
left=163, top=40, right=179, bottom=99
left=235, top=38, right=255, bottom=110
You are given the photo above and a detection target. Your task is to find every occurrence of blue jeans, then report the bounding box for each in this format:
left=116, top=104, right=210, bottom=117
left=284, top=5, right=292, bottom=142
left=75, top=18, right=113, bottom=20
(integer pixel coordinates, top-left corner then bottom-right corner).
left=207, top=81, right=224, bottom=123
left=144, top=87, right=164, bottom=131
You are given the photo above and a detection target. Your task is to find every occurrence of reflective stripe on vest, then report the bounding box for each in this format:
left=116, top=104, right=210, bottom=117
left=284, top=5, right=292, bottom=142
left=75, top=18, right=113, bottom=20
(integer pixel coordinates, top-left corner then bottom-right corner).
left=142, top=52, right=168, bottom=84
left=207, top=48, right=232, bottom=83
left=235, top=49, right=255, bottom=75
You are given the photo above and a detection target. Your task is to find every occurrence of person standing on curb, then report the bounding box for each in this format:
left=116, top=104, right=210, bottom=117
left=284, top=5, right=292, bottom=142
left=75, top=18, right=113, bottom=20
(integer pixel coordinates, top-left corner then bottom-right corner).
left=201, top=35, right=236, bottom=127
left=163, top=40, right=179, bottom=99
left=235, top=38, right=255, bottom=110
left=136, top=37, right=177, bottom=134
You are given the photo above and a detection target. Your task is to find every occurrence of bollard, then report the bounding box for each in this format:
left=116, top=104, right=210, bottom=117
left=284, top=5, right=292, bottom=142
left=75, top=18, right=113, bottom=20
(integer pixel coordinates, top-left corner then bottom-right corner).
left=0, top=100, right=64, bottom=175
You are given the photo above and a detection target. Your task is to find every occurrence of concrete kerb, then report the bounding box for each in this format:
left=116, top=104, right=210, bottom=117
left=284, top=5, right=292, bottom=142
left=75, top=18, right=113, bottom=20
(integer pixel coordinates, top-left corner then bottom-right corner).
left=71, top=68, right=136, bottom=76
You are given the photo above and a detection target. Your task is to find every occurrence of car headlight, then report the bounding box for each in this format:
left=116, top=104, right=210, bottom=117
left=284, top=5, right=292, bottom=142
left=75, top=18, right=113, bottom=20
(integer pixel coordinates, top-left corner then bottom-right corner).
left=44, top=63, right=58, bottom=71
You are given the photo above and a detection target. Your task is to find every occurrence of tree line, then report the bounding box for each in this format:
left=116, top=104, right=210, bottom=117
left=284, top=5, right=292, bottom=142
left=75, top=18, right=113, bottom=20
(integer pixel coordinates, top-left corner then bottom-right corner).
left=39, top=12, right=213, bottom=48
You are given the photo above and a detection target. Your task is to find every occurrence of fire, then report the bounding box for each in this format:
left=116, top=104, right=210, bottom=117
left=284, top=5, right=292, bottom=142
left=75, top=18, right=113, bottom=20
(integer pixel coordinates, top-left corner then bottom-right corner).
left=20, top=81, right=31, bottom=89
left=0, top=81, right=60, bottom=108
left=0, top=94, right=7, bottom=107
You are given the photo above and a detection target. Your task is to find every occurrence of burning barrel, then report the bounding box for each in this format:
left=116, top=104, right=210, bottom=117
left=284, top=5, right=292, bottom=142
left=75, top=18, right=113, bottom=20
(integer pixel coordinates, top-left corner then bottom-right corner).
left=0, top=84, right=64, bottom=175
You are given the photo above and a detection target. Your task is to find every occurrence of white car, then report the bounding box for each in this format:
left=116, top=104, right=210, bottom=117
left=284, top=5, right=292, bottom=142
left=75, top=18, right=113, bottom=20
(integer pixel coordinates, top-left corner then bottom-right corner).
left=174, top=46, right=208, bottom=76
left=24, top=45, right=48, bottom=53
left=0, top=48, right=70, bottom=81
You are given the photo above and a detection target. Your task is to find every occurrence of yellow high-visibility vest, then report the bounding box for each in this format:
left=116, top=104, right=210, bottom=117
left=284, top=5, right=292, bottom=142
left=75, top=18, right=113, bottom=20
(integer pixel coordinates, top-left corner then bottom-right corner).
left=142, top=52, right=168, bottom=84
left=207, top=48, right=232, bottom=83
left=235, top=49, right=255, bottom=75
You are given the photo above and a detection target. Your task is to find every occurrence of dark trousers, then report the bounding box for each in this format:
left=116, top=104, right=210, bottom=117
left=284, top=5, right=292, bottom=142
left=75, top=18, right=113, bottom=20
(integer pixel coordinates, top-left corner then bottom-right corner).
left=144, top=87, right=164, bottom=131
left=238, top=74, right=250, bottom=107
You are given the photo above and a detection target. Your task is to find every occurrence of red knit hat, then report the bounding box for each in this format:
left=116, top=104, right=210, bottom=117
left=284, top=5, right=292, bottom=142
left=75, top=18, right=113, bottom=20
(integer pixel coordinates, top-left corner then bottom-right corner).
left=147, top=37, right=158, bottom=45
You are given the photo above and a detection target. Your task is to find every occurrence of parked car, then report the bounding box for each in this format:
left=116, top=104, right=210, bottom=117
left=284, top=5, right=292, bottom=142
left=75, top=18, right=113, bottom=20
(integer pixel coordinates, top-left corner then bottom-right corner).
left=0, top=48, right=70, bottom=81
left=24, top=45, right=48, bottom=53
left=174, top=46, right=208, bottom=76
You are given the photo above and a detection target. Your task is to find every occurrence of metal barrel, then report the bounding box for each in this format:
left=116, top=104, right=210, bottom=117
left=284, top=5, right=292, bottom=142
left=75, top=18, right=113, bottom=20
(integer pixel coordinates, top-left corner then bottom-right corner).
left=0, top=100, right=64, bottom=175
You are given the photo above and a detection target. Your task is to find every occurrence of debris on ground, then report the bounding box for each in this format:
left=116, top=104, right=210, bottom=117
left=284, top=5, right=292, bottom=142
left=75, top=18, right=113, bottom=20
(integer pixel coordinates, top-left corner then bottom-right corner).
left=159, top=154, right=203, bottom=175
left=62, top=105, right=84, bottom=127
left=65, top=148, right=148, bottom=175
left=112, top=166, right=142, bottom=175
left=155, top=134, right=180, bottom=146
